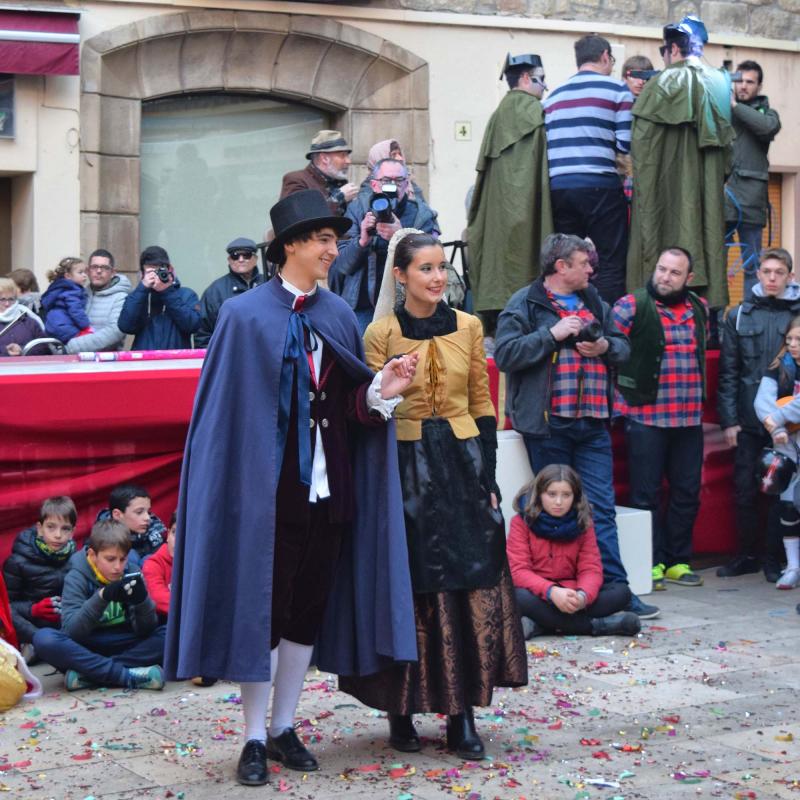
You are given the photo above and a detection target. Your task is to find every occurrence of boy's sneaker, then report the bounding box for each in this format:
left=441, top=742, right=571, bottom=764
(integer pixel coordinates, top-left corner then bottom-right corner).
left=776, top=567, right=800, bottom=590
left=625, top=594, right=660, bottom=620
left=664, top=563, right=703, bottom=586
left=127, top=665, right=165, bottom=690
left=652, top=563, right=666, bottom=591
left=65, top=670, right=95, bottom=692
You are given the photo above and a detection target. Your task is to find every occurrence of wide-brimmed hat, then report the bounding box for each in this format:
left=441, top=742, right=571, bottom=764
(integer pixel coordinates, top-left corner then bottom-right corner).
left=306, top=130, right=351, bottom=159
left=265, top=190, right=351, bottom=263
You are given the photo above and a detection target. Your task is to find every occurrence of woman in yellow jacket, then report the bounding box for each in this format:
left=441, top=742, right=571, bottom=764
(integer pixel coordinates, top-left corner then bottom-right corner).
left=339, top=229, right=526, bottom=758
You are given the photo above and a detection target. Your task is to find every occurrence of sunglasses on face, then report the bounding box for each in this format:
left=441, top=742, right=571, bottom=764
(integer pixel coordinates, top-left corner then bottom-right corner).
left=229, top=251, right=256, bottom=260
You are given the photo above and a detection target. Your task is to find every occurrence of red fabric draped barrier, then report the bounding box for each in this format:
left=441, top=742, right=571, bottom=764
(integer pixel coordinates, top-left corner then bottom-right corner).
left=1, top=352, right=736, bottom=574
left=0, top=10, right=80, bottom=76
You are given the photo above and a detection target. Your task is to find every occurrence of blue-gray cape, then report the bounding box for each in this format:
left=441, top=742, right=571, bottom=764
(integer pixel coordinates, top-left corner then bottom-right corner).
left=164, top=277, right=417, bottom=682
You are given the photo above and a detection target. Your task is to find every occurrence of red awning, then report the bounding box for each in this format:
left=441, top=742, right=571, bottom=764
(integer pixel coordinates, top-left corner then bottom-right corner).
left=0, top=9, right=80, bottom=76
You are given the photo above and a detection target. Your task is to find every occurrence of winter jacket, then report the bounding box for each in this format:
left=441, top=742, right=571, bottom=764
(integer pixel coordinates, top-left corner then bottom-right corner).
left=718, top=282, right=800, bottom=432
left=41, top=278, right=91, bottom=343
left=61, top=549, right=158, bottom=644
left=506, top=512, right=604, bottom=604
left=94, top=508, right=165, bottom=559
left=494, top=278, right=631, bottom=437
left=725, top=95, right=781, bottom=227
left=141, top=542, right=172, bottom=617
left=0, top=307, right=46, bottom=356
left=65, top=274, right=132, bottom=353
left=280, top=162, right=349, bottom=216
left=3, top=527, right=73, bottom=622
left=118, top=278, right=201, bottom=350
left=328, top=194, right=440, bottom=312
left=195, top=268, right=263, bottom=348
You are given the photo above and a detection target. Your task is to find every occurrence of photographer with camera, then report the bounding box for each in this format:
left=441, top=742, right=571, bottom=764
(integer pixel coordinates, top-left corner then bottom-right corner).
left=495, top=234, right=659, bottom=620
left=328, top=158, right=439, bottom=333
left=118, top=245, right=201, bottom=351
left=612, top=247, right=708, bottom=591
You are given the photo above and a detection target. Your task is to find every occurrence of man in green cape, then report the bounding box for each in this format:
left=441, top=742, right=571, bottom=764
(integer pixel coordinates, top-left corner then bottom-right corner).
left=627, top=17, right=734, bottom=309
left=467, top=53, right=553, bottom=335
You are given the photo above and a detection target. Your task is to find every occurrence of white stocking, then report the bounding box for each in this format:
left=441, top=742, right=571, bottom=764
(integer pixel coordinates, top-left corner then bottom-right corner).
left=268, top=639, right=313, bottom=737
left=240, top=648, right=279, bottom=742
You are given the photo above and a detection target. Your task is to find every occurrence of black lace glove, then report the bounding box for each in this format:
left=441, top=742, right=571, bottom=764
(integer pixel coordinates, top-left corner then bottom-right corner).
left=476, top=415, right=501, bottom=503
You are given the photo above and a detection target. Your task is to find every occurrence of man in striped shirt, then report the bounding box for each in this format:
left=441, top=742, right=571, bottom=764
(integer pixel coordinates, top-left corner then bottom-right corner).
left=543, top=35, right=633, bottom=304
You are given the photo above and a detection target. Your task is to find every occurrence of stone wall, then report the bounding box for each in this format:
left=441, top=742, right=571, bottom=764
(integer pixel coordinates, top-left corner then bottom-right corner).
left=382, top=0, right=800, bottom=41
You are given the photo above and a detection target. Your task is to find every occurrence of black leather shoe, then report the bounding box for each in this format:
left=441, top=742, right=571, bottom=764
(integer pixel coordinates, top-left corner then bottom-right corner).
left=716, top=555, right=760, bottom=577
left=266, top=728, right=319, bottom=772
left=236, top=739, right=268, bottom=786
left=764, top=559, right=783, bottom=583
left=388, top=713, right=421, bottom=752
left=446, top=708, right=485, bottom=760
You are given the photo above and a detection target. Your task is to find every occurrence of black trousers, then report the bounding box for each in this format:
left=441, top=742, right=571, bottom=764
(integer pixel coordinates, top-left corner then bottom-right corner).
left=626, top=420, right=703, bottom=567
left=514, top=584, right=631, bottom=635
left=270, top=500, right=344, bottom=650
left=733, top=428, right=784, bottom=561
left=551, top=186, right=628, bottom=304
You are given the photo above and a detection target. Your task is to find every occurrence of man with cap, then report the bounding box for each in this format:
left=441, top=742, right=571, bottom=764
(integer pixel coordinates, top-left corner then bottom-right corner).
left=627, top=16, right=734, bottom=313
left=117, top=245, right=201, bottom=350
left=467, top=53, right=553, bottom=339
left=165, top=189, right=419, bottom=786
left=280, top=130, right=359, bottom=216
left=195, top=237, right=264, bottom=348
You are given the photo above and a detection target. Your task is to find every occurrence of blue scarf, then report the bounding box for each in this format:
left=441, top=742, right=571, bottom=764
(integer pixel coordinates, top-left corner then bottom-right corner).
left=529, top=508, right=582, bottom=542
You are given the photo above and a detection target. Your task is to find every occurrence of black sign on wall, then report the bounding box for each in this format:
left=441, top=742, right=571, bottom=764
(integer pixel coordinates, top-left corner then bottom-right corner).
left=0, top=76, right=14, bottom=139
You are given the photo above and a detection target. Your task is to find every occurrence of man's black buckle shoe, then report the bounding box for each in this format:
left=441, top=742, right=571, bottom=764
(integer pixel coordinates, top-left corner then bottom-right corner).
left=236, top=739, right=268, bottom=786
left=266, top=728, right=319, bottom=771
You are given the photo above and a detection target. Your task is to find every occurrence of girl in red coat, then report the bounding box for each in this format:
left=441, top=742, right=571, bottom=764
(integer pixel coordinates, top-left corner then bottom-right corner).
left=507, top=464, right=640, bottom=638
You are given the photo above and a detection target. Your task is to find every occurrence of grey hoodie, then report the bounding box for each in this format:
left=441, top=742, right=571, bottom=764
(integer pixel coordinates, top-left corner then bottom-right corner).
left=65, top=273, right=132, bottom=353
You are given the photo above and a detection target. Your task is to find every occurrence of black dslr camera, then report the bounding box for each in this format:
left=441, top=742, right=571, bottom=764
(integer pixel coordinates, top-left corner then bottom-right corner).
left=565, top=318, right=603, bottom=348
left=368, top=182, right=399, bottom=230
left=155, top=265, right=172, bottom=283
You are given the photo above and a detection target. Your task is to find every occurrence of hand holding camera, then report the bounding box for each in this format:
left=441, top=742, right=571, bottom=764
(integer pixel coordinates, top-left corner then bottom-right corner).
left=142, top=265, right=174, bottom=292
left=102, top=573, right=148, bottom=605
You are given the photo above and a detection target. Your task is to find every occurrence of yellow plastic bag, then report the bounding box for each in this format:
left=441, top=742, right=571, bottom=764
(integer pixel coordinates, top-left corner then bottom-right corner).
left=0, top=638, right=42, bottom=711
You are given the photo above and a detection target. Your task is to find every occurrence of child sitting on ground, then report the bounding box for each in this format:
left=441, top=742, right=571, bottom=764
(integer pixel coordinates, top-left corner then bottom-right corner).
left=33, top=519, right=166, bottom=691
left=96, top=484, right=166, bottom=560
left=755, top=315, right=800, bottom=590
left=507, top=464, right=641, bottom=639
left=3, top=497, right=77, bottom=659
left=41, top=257, right=93, bottom=343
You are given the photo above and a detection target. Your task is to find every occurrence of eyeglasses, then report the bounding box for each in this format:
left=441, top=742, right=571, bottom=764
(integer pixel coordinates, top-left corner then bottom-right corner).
left=609, top=53, right=616, bottom=65
left=229, top=250, right=256, bottom=260
left=0, top=296, right=16, bottom=305
left=89, top=264, right=112, bottom=272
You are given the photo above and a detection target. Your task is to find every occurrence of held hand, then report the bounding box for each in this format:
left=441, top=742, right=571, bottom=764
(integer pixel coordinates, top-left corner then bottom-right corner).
left=575, top=337, right=610, bottom=358
left=550, top=316, right=583, bottom=342
left=341, top=182, right=359, bottom=203
left=152, top=274, right=174, bottom=293
left=490, top=492, right=498, bottom=510
left=764, top=415, right=778, bottom=434
left=550, top=587, right=581, bottom=614
left=141, top=271, right=159, bottom=290
left=375, top=214, right=402, bottom=242
left=773, top=430, right=789, bottom=446
left=359, top=212, right=377, bottom=247
left=5, top=343, right=21, bottom=356
left=723, top=425, right=741, bottom=448
left=380, top=353, right=420, bottom=398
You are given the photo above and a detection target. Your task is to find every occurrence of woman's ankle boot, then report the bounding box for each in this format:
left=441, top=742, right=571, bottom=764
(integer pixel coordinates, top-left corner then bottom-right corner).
left=388, top=713, right=421, bottom=752
left=446, top=708, right=485, bottom=759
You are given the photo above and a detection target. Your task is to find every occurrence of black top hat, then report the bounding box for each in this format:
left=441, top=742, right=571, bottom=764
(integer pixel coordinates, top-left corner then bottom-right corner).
left=500, top=52, right=543, bottom=80
left=266, top=190, right=351, bottom=263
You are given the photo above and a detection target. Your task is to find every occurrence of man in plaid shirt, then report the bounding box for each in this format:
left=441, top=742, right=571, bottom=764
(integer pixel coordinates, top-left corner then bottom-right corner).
left=496, top=233, right=659, bottom=620
left=612, top=247, right=708, bottom=590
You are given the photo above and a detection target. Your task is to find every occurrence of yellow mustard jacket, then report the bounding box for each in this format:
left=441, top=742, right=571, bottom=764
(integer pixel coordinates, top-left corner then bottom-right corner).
left=364, top=309, right=496, bottom=441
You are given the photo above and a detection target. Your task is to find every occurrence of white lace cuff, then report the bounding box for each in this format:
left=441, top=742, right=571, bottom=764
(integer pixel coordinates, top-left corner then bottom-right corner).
left=366, top=371, right=403, bottom=420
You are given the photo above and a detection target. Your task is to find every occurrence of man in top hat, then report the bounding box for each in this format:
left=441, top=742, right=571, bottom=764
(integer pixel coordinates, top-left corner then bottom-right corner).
left=165, top=189, right=419, bottom=786
left=467, top=53, right=553, bottom=338
left=627, top=16, right=733, bottom=312
left=280, top=130, right=359, bottom=216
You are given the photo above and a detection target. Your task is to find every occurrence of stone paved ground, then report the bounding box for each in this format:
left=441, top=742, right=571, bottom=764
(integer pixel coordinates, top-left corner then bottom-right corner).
left=3, top=568, right=800, bottom=800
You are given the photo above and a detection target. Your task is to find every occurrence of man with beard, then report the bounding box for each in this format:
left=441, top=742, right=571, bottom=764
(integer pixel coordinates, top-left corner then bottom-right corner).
left=612, top=247, right=708, bottom=590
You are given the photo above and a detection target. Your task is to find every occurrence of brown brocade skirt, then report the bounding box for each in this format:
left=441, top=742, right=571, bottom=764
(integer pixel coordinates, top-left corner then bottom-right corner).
left=338, top=566, right=527, bottom=715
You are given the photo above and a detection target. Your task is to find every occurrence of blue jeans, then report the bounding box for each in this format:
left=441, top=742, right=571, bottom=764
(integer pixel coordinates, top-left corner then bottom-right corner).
left=33, top=625, right=166, bottom=688
left=524, top=416, right=628, bottom=585
left=725, top=221, right=763, bottom=299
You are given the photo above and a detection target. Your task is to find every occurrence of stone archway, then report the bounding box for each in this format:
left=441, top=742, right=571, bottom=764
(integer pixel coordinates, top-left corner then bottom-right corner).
left=79, top=11, right=429, bottom=276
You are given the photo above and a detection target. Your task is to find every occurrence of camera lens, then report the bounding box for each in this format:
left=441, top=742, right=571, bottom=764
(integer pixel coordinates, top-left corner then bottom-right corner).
left=371, top=197, right=390, bottom=213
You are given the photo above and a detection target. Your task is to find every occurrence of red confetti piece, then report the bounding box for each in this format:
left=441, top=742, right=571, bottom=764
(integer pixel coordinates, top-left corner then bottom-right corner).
left=580, top=738, right=602, bottom=746
left=70, top=751, right=93, bottom=761
left=547, top=720, right=562, bottom=730
left=592, top=751, right=611, bottom=760
left=0, top=760, right=32, bottom=771
left=357, top=763, right=381, bottom=772
left=277, top=778, right=290, bottom=792
left=388, top=767, right=412, bottom=779
left=662, top=715, right=681, bottom=724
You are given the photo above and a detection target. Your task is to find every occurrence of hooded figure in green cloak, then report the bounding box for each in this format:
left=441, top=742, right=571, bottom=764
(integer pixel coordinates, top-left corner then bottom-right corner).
left=627, top=17, right=734, bottom=308
left=467, top=54, right=553, bottom=332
